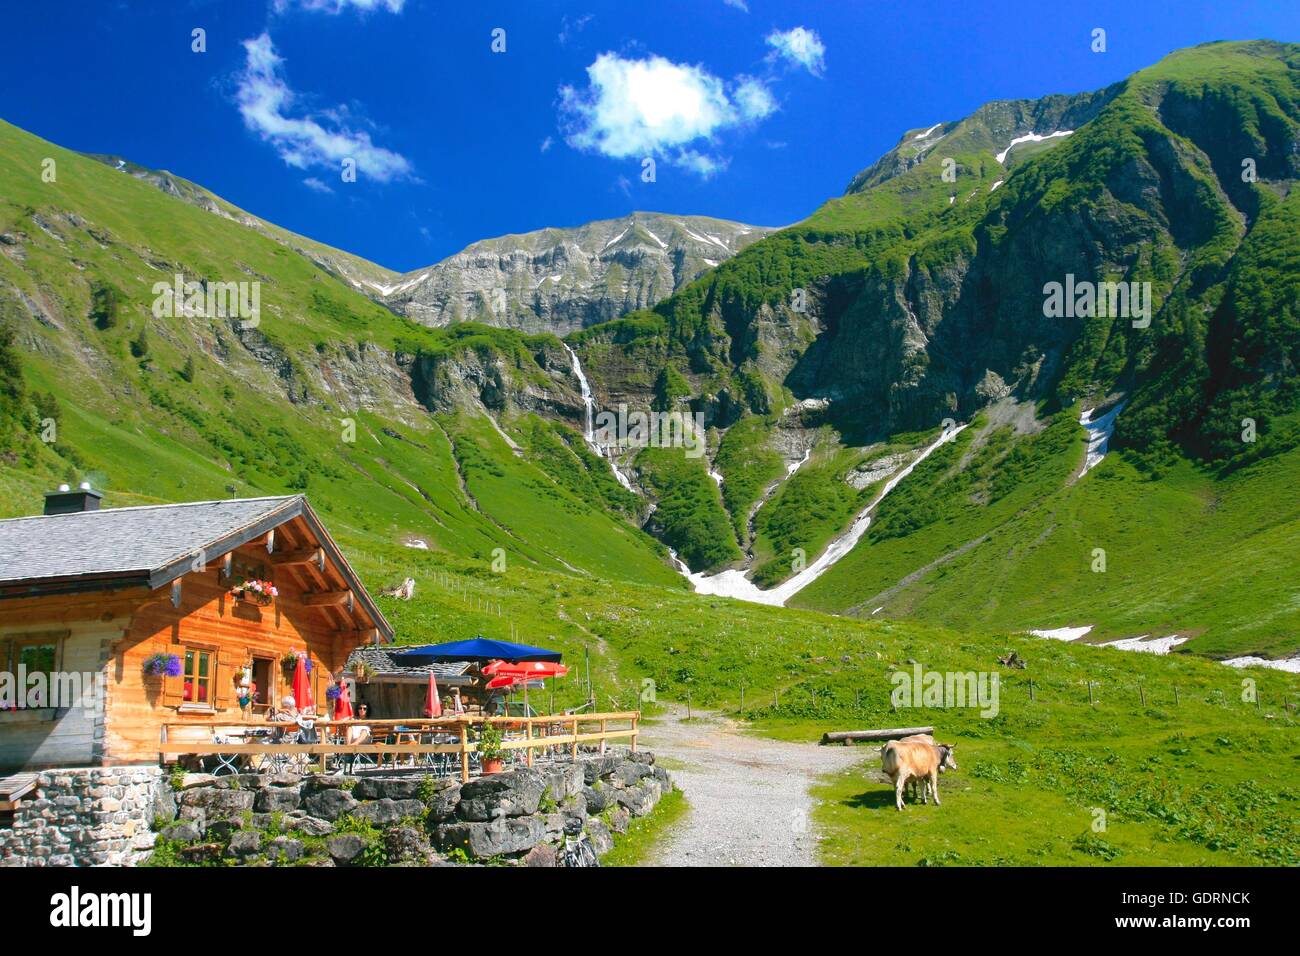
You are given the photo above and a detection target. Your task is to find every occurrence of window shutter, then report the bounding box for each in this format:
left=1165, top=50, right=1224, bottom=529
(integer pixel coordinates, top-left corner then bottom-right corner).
left=214, top=651, right=241, bottom=710
left=163, top=654, right=184, bottom=706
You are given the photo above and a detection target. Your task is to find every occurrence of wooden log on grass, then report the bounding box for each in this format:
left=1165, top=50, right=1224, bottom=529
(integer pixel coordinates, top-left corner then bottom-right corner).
left=819, top=726, right=934, bottom=746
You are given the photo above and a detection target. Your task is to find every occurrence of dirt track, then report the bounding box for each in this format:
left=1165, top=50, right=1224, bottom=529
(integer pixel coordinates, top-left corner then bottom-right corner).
left=638, top=708, right=863, bottom=867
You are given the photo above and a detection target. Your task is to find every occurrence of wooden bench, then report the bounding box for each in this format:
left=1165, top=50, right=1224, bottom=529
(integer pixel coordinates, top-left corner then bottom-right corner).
left=0, top=773, right=38, bottom=812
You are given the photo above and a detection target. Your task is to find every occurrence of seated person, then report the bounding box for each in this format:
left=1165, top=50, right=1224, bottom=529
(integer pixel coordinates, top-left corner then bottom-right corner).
left=270, top=695, right=316, bottom=742
left=269, top=694, right=299, bottom=721
left=345, top=702, right=372, bottom=745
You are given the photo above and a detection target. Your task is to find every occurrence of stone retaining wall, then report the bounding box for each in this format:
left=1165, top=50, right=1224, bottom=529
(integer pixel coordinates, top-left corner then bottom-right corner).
left=0, top=766, right=166, bottom=867
left=151, top=748, right=673, bottom=867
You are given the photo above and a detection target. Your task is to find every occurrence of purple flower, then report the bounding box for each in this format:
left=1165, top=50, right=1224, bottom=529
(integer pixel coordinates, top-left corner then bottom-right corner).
left=144, top=653, right=182, bottom=677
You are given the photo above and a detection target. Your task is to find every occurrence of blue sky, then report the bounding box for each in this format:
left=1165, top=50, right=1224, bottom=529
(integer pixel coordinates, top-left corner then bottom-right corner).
left=3, top=1, right=1298, bottom=273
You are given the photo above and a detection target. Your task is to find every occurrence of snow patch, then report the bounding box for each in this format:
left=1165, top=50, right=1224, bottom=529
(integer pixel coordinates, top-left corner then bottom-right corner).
left=1101, top=635, right=1188, bottom=655
left=1221, top=655, right=1300, bottom=673
left=990, top=180, right=1004, bottom=192
left=912, top=122, right=942, bottom=141
left=1029, top=625, right=1094, bottom=642
left=684, top=227, right=728, bottom=250
left=996, top=130, right=1073, bottom=165
left=1079, top=402, right=1126, bottom=477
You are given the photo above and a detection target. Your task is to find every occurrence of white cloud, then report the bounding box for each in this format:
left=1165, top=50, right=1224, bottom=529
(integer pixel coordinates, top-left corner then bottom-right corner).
left=674, top=149, right=728, bottom=178
left=722, top=0, right=749, bottom=10
left=766, top=26, right=826, bottom=76
left=540, top=136, right=554, bottom=153
left=559, top=53, right=777, bottom=176
left=558, top=14, right=594, bottom=46
left=734, top=75, right=777, bottom=121
left=273, top=0, right=404, bottom=13
left=302, top=176, right=334, bottom=193
left=235, top=32, right=413, bottom=183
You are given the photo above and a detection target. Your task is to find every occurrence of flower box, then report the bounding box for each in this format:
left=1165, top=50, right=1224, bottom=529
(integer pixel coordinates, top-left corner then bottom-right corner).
left=230, top=579, right=278, bottom=607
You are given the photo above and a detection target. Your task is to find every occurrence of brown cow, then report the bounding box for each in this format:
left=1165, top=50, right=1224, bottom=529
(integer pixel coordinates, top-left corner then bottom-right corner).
left=897, top=733, right=937, bottom=804
left=880, top=738, right=957, bottom=810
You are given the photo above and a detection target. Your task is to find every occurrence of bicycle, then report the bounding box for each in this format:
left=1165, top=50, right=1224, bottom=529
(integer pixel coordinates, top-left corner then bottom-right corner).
left=558, top=817, right=600, bottom=867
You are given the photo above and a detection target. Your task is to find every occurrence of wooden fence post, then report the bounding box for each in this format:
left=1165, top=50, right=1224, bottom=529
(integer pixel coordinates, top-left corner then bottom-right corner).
left=571, top=717, right=579, bottom=759
left=1028, top=678, right=1035, bottom=702
left=599, top=718, right=607, bottom=755
left=631, top=714, right=638, bottom=753
left=526, top=719, right=534, bottom=768
left=459, top=722, right=469, bottom=782
left=1088, top=682, right=1094, bottom=706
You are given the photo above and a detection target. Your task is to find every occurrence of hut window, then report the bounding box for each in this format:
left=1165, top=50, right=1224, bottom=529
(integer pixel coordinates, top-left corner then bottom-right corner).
left=3, top=632, right=64, bottom=692
left=182, top=648, right=214, bottom=708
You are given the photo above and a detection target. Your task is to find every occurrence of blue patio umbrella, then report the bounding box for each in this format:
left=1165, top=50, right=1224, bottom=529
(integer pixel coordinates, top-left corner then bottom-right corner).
left=395, top=636, right=562, bottom=664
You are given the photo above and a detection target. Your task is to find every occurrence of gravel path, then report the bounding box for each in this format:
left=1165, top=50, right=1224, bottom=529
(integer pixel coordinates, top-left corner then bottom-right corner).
left=638, top=708, right=864, bottom=867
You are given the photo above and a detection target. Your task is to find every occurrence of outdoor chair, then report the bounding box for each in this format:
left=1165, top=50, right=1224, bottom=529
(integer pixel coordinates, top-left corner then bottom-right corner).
left=207, top=726, right=247, bottom=776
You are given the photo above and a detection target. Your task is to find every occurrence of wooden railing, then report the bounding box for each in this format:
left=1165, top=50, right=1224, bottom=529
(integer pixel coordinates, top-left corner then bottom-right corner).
left=159, top=712, right=640, bottom=782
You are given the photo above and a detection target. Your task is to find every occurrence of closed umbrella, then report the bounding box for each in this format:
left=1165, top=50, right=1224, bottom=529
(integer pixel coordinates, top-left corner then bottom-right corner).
left=333, top=679, right=353, bottom=721
left=423, top=672, right=442, bottom=718
left=291, top=655, right=313, bottom=712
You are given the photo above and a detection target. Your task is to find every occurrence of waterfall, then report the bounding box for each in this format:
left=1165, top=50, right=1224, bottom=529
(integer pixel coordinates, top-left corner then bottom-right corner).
left=563, top=343, right=636, bottom=493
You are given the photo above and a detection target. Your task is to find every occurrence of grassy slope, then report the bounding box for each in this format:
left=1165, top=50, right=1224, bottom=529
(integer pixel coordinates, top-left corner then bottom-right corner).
left=796, top=407, right=1300, bottom=660
left=749, top=442, right=883, bottom=587
left=0, top=118, right=680, bottom=587
left=565, top=42, right=1300, bottom=660
left=712, top=415, right=783, bottom=546
left=635, top=446, right=741, bottom=572
left=366, top=534, right=1299, bottom=866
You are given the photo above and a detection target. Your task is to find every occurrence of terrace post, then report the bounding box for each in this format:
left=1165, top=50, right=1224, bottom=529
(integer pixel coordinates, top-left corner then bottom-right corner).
left=526, top=719, right=533, bottom=768
left=459, top=721, right=469, bottom=782
left=631, top=713, right=638, bottom=753
left=571, top=716, right=579, bottom=759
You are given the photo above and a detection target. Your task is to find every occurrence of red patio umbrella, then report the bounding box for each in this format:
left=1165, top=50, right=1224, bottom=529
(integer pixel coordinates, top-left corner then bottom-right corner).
left=482, top=660, right=569, bottom=679
left=423, top=672, right=442, bottom=718
left=333, top=679, right=353, bottom=721
left=483, top=660, right=567, bottom=714
left=291, top=655, right=313, bottom=712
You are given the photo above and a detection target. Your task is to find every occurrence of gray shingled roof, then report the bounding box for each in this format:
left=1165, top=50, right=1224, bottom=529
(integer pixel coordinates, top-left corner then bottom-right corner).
left=347, top=646, right=473, bottom=680
left=0, top=495, right=394, bottom=641
left=0, top=496, right=300, bottom=586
